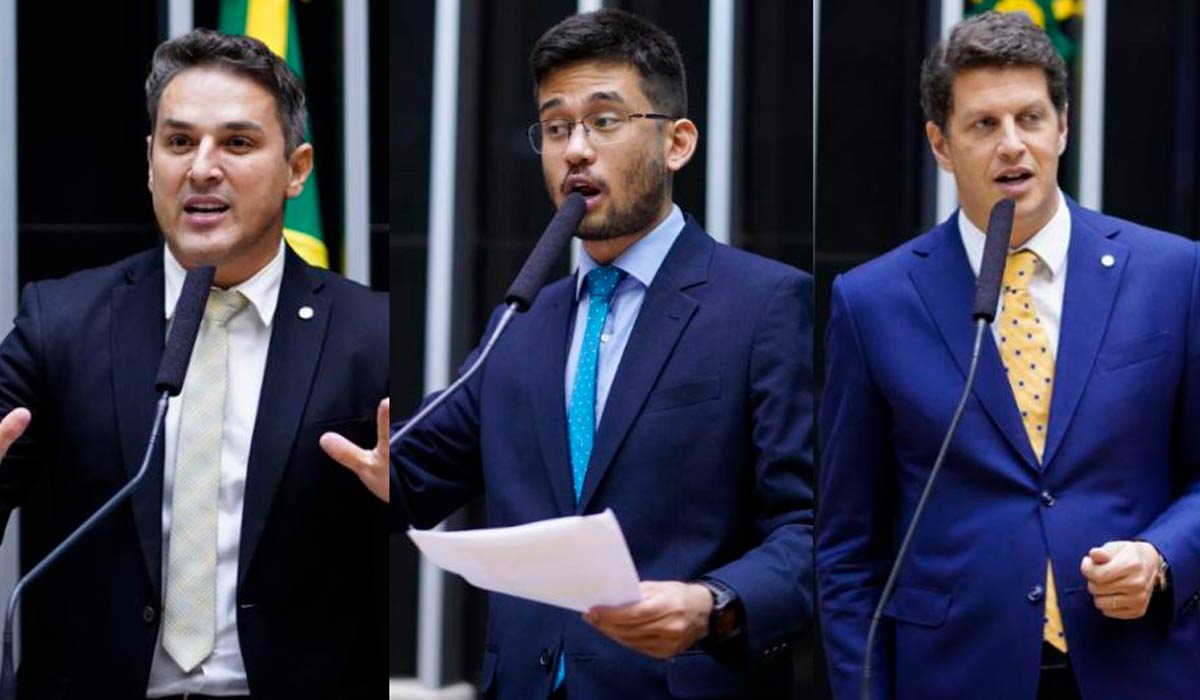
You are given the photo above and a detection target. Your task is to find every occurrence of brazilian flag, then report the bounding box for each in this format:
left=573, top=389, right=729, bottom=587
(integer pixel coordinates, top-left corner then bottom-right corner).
left=219, top=0, right=329, bottom=269
left=966, top=0, right=1084, bottom=64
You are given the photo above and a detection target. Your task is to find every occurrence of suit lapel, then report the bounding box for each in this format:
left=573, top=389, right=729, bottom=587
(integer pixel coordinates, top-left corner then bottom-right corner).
left=1040, top=205, right=1125, bottom=469
left=909, top=221, right=1040, bottom=470
left=238, top=249, right=330, bottom=588
left=111, top=252, right=168, bottom=593
left=575, top=223, right=707, bottom=513
left=529, top=280, right=577, bottom=517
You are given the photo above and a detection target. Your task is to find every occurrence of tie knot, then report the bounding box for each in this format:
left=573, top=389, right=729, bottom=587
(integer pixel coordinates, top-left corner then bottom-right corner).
left=1003, top=250, right=1041, bottom=292
left=204, top=289, right=248, bottom=325
left=585, top=266, right=625, bottom=302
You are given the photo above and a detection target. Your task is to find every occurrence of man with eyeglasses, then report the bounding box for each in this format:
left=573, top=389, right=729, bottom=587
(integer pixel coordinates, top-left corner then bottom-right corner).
left=381, top=8, right=812, bottom=700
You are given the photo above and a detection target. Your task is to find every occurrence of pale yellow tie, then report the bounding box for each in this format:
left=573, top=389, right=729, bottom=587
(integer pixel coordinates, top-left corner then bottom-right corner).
left=997, top=251, right=1066, bottom=653
left=162, top=289, right=247, bottom=672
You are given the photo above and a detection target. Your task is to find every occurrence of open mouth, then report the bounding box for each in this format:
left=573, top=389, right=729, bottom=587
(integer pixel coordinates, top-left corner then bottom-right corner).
left=994, top=172, right=1033, bottom=185
left=184, top=203, right=230, bottom=215
left=182, top=197, right=231, bottom=227
left=564, top=178, right=604, bottom=210
left=569, top=183, right=601, bottom=198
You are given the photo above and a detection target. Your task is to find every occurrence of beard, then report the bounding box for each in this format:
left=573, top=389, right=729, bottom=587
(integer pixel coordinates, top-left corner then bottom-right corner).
left=573, top=150, right=670, bottom=241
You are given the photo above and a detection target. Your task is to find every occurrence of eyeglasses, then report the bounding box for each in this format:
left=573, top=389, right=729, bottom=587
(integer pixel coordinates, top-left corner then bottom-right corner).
left=528, top=111, right=676, bottom=154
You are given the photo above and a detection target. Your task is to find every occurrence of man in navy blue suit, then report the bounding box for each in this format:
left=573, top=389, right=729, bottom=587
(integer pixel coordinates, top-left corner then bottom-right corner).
left=0, top=30, right=387, bottom=699
left=377, top=9, right=811, bottom=700
left=819, top=12, right=1200, bottom=700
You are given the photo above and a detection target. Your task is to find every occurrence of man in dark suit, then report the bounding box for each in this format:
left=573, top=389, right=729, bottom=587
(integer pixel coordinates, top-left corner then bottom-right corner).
left=0, top=30, right=387, bottom=699
left=377, top=9, right=811, bottom=700
left=819, top=12, right=1200, bottom=700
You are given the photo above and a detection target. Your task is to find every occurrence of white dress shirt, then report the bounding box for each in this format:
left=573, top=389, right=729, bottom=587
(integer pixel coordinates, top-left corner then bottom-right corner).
left=960, top=190, right=1071, bottom=357
left=146, top=240, right=284, bottom=697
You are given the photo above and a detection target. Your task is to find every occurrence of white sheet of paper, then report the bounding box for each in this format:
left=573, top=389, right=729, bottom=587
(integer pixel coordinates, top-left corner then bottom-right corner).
left=407, top=509, right=642, bottom=612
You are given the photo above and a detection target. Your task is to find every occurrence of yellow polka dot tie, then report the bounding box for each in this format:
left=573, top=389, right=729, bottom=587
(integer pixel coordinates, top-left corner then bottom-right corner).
left=997, top=250, right=1067, bottom=653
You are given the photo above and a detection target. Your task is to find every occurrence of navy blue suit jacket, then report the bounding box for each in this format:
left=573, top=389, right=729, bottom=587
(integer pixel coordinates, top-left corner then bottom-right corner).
left=818, top=201, right=1200, bottom=699
left=393, top=219, right=814, bottom=699
left=0, top=247, right=388, bottom=699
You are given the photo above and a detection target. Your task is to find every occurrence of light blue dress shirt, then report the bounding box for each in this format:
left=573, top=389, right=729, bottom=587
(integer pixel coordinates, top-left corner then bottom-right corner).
left=564, top=204, right=685, bottom=422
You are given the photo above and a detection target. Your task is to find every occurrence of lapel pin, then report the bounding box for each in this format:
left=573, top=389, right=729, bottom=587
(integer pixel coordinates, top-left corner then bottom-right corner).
left=298, top=306, right=314, bottom=320
left=1100, top=254, right=1115, bottom=268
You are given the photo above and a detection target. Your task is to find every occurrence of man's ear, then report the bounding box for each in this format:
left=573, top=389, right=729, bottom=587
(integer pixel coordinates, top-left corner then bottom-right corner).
left=664, top=118, right=698, bottom=173
left=146, top=134, right=154, bottom=190
left=1056, top=103, right=1069, bottom=155
left=286, top=143, right=315, bottom=198
left=925, top=120, right=954, bottom=174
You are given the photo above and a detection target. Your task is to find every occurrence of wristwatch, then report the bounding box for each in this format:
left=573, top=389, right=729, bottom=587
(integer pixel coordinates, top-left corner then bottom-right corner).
left=1155, top=555, right=1171, bottom=592
left=697, top=578, right=744, bottom=640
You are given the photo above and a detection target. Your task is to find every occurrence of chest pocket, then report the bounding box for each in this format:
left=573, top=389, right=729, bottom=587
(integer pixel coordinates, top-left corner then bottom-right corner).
left=1096, top=332, right=1173, bottom=373
left=643, top=376, right=721, bottom=414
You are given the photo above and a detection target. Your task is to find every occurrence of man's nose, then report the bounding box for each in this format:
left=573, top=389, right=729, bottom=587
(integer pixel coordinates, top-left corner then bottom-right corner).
left=561, top=122, right=596, bottom=165
left=996, top=117, right=1026, bottom=158
left=187, top=138, right=224, bottom=185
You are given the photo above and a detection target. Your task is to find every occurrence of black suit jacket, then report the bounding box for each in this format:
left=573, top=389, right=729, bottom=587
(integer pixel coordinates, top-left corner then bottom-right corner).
left=0, top=246, right=388, bottom=699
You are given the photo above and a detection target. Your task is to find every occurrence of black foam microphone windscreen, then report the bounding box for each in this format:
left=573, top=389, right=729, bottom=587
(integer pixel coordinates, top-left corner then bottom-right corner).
left=972, top=198, right=1016, bottom=322
left=154, top=265, right=216, bottom=396
left=504, top=192, right=587, bottom=310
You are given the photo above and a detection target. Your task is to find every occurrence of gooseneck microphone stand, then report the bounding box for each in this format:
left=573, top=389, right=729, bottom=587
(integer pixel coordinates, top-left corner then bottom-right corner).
left=859, top=199, right=1015, bottom=700
left=859, top=320, right=987, bottom=700
left=390, top=192, right=587, bottom=450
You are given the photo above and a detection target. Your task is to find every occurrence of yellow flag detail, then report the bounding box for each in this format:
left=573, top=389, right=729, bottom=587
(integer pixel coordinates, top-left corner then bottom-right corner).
left=284, top=228, right=329, bottom=269
left=245, top=0, right=289, bottom=58
left=995, top=0, right=1047, bottom=27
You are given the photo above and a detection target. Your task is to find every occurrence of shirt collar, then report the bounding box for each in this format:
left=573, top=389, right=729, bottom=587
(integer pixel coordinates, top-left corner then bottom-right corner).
left=959, top=189, right=1070, bottom=279
left=575, top=204, right=686, bottom=299
left=164, top=238, right=286, bottom=327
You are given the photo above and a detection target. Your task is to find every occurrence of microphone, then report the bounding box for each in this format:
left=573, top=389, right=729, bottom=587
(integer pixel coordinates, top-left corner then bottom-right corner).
left=860, top=200, right=1014, bottom=700
left=0, top=265, right=215, bottom=700
left=156, top=265, right=216, bottom=395
left=972, top=198, right=1015, bottom=322
left=505, top=192, right=587, bottom=310
left=391, top=192, right=586, bottom=448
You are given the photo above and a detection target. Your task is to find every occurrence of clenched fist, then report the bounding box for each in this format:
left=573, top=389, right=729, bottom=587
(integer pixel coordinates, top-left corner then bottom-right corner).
left=1080, top=541, right=1163, bottom=620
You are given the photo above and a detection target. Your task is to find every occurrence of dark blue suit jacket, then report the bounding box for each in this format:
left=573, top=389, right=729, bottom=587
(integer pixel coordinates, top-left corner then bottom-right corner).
left=818, top=201, right=1200, bottom=699
left=0, top=247, right=389, bottom=699
left=393, top=219, right=814, bottom=699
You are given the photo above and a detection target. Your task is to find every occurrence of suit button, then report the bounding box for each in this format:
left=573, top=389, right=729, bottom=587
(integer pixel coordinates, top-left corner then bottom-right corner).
left=141, top=606, right=156, bottom=624
left=1040, top=490, right=1055, bottom=507
left=1028, top=585, right=1045, bottom=603
left=538, top=648, right=553, bottom=668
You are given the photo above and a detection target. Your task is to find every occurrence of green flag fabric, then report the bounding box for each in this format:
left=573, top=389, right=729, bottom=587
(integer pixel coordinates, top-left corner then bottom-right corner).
left=219, top=0, right=329, bottom=268
left=966, top=0, right=1083, bottom=64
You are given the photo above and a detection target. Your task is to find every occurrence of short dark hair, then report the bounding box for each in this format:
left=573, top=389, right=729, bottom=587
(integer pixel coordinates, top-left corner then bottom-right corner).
left=920, top=12, right=1068, bottom=133
left=530, top=9, right=687, bottom=118
left=145, top=28, right=308, bottom=155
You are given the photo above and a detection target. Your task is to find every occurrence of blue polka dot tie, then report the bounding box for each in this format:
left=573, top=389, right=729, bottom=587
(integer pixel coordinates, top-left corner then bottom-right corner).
left=567, top=266, right=625, bottom=502
left=555, top=265, right=624, bottom=692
